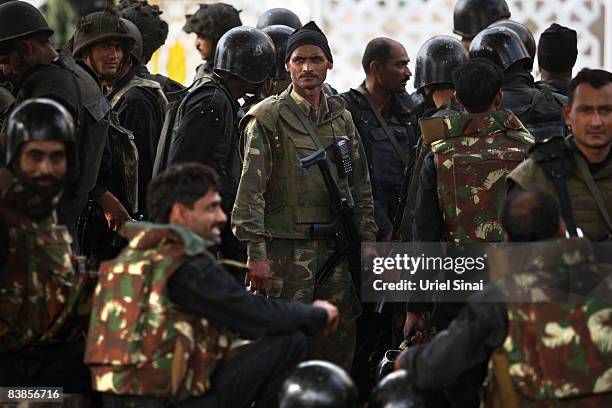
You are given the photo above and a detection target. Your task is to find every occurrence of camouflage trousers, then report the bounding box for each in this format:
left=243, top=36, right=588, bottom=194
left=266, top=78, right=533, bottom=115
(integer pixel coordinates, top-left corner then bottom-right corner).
left=266, top=238, right=362, bottom=371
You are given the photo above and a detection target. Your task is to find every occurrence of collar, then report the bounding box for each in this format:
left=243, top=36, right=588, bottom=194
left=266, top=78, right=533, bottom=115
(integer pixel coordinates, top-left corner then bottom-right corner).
left=107, top=68, right=135, bottom=98
left=290, top=85, right=329, bottom=124
left=121, top=221, right=213, bottom=256
left=502, top=69, right=535, bottom=90
left=354, top=81, right=414, bottom=118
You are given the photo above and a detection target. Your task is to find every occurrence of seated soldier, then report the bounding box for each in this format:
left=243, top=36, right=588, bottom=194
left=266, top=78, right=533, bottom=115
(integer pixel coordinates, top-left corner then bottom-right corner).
left=397, top=189, right=612, bottom=406
left=85, top=163, right=340, bottom=408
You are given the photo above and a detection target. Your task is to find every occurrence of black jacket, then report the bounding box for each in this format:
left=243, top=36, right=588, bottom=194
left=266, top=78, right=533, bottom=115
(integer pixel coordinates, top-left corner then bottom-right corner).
left=168, top=255, right=328, bottom=338
left=501, top=69, right=567, bottom=141
left=341, top=85, right=418, bottom=236
left=108, top=69, right=164, bottom=216
left=10, top=52, right=110, bottom=230
left=167, top=75, right=245, bottom=261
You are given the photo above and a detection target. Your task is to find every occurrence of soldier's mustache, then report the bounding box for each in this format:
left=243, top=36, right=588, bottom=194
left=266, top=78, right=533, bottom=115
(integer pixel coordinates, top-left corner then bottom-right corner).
left=300, top=73, right=318, bottom=79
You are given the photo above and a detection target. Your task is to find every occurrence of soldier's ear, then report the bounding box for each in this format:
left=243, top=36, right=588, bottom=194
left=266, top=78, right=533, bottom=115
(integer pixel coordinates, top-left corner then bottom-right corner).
left=562, top=105, right=571, bottom=127
left=169, top=202, right=188, bottom=226
left=493, top=91, right=502, bottom=110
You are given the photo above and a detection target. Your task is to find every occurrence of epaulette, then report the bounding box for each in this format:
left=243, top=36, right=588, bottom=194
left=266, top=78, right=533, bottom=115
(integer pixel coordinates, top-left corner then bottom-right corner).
left=419, top=116, right=451, bottom=145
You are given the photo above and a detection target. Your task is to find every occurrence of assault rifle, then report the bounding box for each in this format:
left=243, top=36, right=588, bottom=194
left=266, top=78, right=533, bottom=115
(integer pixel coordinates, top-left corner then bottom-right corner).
left=299, top=148, right=361, bottom=285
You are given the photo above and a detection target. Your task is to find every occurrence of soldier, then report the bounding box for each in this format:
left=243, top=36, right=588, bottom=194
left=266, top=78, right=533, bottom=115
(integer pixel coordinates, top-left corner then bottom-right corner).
left=413, top=36, right=468, bottom=118
left=242, top=24, right=295, bottom=113
left=0, top=99, right=94, bottom=394
left=508, top=68, right=612, bottom=242
left=393, top=35, right=468, bottom=243
left=413, top=58, right=533, bottom=243
left=395, top=188, right=612, bottom=406
left=256, top=7, right=302, bottom=30
left=453, top=0, right=510, bottom=49
left=0, top=1, right=109, bottom=237
left=85, top=162, right=340, bottom=408
left=232, top=21, right=377, bottom=370
left=341, top=37, right=417, bottom=241
left=340, top=37, right=417, bottom=396
left=117, top=0, right=185, bottom=100
left=183, top=3, right=241, bottom=77
left=470, top=25, right=567, bottom=141
left=279, top=361, right=359, bottom=408
left=73, top=10, right=166, bottom=219
left=406, top=60, right=533, bottom=384
left=167, top=27, right=275, bottom=262
left=536, top=23, right=578, bottom=96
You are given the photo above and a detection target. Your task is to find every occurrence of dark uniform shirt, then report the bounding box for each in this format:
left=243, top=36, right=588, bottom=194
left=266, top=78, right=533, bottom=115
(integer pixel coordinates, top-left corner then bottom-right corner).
left=135, top=65, right=184, bottom=100
left=341, top=85, right=418, bottom=236
left=108, top=68, right=164, bottom=216
left=167, top=75, right=244, bottom=261
left=501, top=69, right=567, bottom=141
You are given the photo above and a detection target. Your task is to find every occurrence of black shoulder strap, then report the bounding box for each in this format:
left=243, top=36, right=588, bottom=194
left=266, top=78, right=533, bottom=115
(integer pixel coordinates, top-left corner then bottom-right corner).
left=531, top=139, right=578, bottom=236
left=354, top=85, right=409, bottom=167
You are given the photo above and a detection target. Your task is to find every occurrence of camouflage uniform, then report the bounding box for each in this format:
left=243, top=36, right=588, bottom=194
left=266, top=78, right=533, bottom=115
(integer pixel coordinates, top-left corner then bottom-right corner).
left=85, top=222, right=235, bottom=400
left=508, top=136, right=612, bottom=241
left=232, top=85, right=377, bottom=370
left=0, top=168, right=88, bottom=351
left=487, top=238, right=612, bottom=407
left=414, top=109, right=534, bottom=242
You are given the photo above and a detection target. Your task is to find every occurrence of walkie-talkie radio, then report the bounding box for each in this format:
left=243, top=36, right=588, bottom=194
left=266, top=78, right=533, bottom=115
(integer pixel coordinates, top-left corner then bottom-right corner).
left=334, top=138, right=353, bottom=178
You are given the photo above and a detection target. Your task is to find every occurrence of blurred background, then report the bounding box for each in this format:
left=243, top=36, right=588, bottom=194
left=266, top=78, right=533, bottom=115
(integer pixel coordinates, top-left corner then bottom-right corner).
left=25, top=0, right=612, bottom=92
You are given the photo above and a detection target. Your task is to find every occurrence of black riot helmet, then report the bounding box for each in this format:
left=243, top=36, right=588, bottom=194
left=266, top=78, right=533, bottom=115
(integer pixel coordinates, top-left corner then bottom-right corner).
left=262, top=25, right=294, bottom=80
left=488, top=19, right=536, bottom=69
left=183, top=3, right=241, bottom=42
left=120, top=18, right=143, bottom=63
left=469, top=26, right=531, bottom=71
left=117, top=0, right=168, bottom=63
left=72, top=10, right=135, bottom=58
left=0, top=1, right=54, bottom=52
left=256, top=8, right=302, bottom=30
left=368, top=370, right=426, bottom=408
left=214, top=26, right=275, bottom=84
left=453, top=0, right=511, bottom=40
left=414, top=35, right=468, bottom=92
left=279, top=360, right=359, bottom=408
left=5, top=98, right=75, bottom=165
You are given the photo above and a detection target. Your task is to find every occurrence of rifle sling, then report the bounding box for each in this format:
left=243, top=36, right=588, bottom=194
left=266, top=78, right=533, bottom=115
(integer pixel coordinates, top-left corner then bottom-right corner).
left=355, top=85, right=410, bottom=167
left=574, top=153, right=612, bottom=233
left=284, top=95, right=326, bottom=150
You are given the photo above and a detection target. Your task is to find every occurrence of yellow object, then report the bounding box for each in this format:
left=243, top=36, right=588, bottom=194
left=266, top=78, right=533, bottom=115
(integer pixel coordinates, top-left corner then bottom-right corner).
left=167, top=41, right=187, bottom=85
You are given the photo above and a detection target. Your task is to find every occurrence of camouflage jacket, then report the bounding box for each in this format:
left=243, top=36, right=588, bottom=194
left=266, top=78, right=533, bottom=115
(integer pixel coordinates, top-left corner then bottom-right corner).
left=0, top=169, right=85, bottom=351
left=85, top=222, right=236, bottom=399
left=431, top=110, right=533, bottom=242
left=232, top=85, right=377, bottom=260
left=488, top=238, right=612, bottom=406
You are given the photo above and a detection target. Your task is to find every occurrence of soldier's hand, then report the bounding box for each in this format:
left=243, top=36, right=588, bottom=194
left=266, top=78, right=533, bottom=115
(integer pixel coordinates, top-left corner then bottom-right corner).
left=403, top=311, right=428, bottom=339
left=246, top=258, right=271, bottom=293
left=96, top=191, right=132, bottom=231
left=313, top=300, right=339, bottom=336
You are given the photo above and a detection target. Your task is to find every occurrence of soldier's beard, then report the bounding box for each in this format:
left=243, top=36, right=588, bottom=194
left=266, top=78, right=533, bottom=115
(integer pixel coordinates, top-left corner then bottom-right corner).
left=8, top=170, right=64, bottom=219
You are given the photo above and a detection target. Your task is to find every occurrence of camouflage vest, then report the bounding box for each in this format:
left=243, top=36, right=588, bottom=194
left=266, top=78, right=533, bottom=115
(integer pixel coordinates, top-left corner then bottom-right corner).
left=430, top=110, right=533, bottom=242
left=491, top=238, right=612, bottom=406
left=241, top=86, right=358, bottom=239
left=84, top=223, right=235, bottom=400
left=0, top=205, right=82, bottom=351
